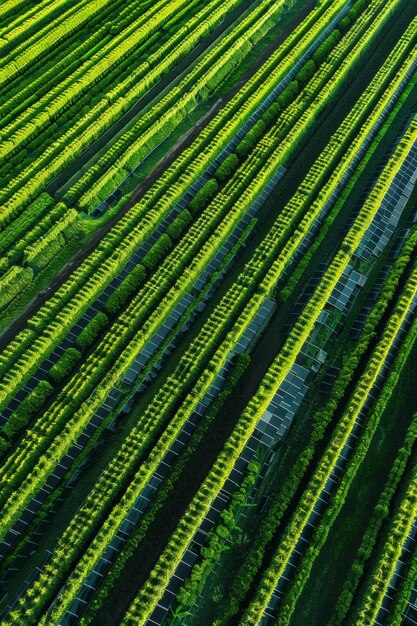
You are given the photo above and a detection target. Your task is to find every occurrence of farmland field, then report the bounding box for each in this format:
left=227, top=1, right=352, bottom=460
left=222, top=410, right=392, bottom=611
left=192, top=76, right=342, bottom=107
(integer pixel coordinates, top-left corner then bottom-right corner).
left=1, top=1, right=417, bottom=625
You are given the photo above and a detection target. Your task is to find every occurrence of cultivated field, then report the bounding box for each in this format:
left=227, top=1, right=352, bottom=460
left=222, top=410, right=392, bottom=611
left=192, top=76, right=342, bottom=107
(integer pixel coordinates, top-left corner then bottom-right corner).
left=1, top=1, right=417, bottom=625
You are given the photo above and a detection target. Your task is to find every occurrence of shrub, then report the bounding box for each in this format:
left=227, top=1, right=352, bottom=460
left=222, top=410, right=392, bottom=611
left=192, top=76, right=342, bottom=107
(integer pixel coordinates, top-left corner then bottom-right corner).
left=76, top=312, right=109, bottom=351
left=104, top=264, right=147, bottom=315
left=189, top=179, right=219, bottom=214
left=142, top=234, right=172, bottom=271
left=2, top=381, right=54, bottom=441
left=166, top=209, right=192, bottom=240
left=48, top=348, right=82, bottom=383
left=214, top=154, right=239, bottom=183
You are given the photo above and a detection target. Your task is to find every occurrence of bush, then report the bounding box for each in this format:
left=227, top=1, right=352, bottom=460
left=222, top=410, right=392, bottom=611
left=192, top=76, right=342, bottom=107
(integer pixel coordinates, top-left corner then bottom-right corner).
left=340, top=0, right=366, bottom=32
left=76, top=312, right=109, bottom=351
left=0, top=266, right=33, bottom=309
left=166, top=209, right=192, bottom=240
left=104, top=264, right=147, bottom=315
left=2, top=380, right=54, bottom=441
left=142, top=234, right=172, bottom=271
left=189, top=179, right=219, bottom=214
left=296, top=59, right=316, bottom=85
left=48, top=348, right=82, bottom=383
left=236, top=119, right=267, bottom=159
left=214, top=153, right=239, bottom=183
left=312, top=30, right=341, bottom=65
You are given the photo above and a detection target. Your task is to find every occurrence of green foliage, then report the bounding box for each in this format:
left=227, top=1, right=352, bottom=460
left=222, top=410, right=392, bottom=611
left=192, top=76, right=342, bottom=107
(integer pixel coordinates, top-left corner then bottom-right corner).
left=235, top=119, right=267, bottom=159
left=177, top=459, right=260, bottom=609
left=23, top=207, right=79, bottom=271
left=0, top=4, right=412, bottom=623
left=0, top=266, right=33, bottom=309
left=339, top=0, right=367, bottom=33
left=104, top=264, right=147, bottom=316
left=2, top=381, right=54, bottom=442
left=214, top=153, right=240, bottom=183
left=80, top=352, right=251, bottom=623
left=142, top=234, right=172, bottom=271
left=296, top=59, right=316, bottom=84
left=48, top=348, right=82, bottom=383
left=312, top=30, right=341, bottom=65
left=166, top=209, right=192, bottom=241
left=189, top=179, right=219, bottom=214
left=76, top=312, right=109, bottom=352
left=0, top=193, right=55, bottom=259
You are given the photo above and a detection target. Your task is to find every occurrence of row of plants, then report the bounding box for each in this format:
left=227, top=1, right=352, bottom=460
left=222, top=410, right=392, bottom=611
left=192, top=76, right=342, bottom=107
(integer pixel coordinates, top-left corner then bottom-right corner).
left=0, top=12, right=410, bottom=576
left=70, top=0, right=298, bottom=210
left=50, top=77, right=416, bottom=626
left=0, top=0, right=392, bottom=424
left=0, top=380, right=55, bottom=454
left=76, top=0, right=375, bottom=213
left=79, top=353, right=251, bottom=625
left=0, top=0, right=247, bottom=224
left=0, top=1, right=393, bottom=530
left=0, top=0, right=91, bottom=52
left=384, top=509, right=417, bottom=626
left=118, top=138, right=416, bottom=624
left=0, top=0, right=346, bottom=397
left=1, top=0, right=184, bottom=156
left=239, top=224, right=417, bottom=622
left=272, top=306, right=417, bottom=626
left=0, top=266, right=33, bottom=310
left=0, top=0, right=224, bottom=180
left=351, top=377, right=417, bottom=625
left=329, top=414, right=417, bottom=625
left=210, top=227, right=417, bottom=626
left=0, top=0, right=148, bottom=129
left=176, top=459, right=261, bottom=611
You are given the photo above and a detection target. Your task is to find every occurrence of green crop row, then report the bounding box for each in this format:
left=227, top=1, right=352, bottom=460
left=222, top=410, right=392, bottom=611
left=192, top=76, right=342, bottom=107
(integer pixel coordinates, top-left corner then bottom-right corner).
left=79, top=353, right=251, bottom=624
left=273, top=306, right=417, bottom=626
left=0, top=0, right=396, bottom=535
left=330, top=420, right=417, bottom=625
left=0, top=0, right=184, bottom=154
left=0, top=266, right=33, bottom=310
left=0, top=0, right=223, bottom=167
left=240, top=179, right=417, bottom=625
left=4, top=33, right=406, bottom=623
left=71, top=0, right=295, bottom=210
left=0, top=0, right=245, bottom=224
left=352, top=392, right=417, bottom=625
left=212, top=228, right=417, bottom=626
left=99, top=63, right=417, bottom=623
left=385, top=515, right=417, bottom=626
left=120, top=125, right=417, bottom=626
left=0, top=0, right=396, bottom=425
left=0, top=0, right=113, bottom=87
left=177, top=460, right=261, bottom=610
left=0, top=0, right=346, bottom=394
